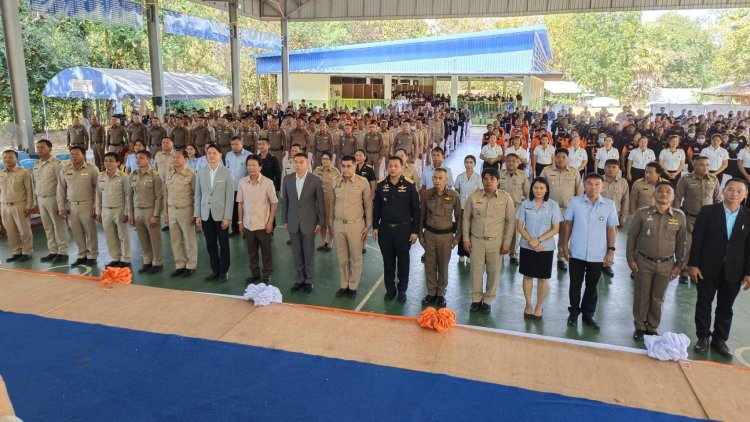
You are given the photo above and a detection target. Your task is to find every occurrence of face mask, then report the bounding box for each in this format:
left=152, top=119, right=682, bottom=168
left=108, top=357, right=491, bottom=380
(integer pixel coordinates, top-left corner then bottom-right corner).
left=696, top=138, right=705, bottom=145
left=688, top=132, right=695, bottom=138
left=729, top=142, right=739, bottom=151
left=597, top=137, right=605, bottom=146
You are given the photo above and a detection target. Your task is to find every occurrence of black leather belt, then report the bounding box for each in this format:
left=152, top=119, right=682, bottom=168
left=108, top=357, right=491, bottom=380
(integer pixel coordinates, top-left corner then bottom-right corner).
left=682, top=208, right=699, bottom=218
left=424, top=224, right=453, bottom=235
left=384, top=221, right=409, bottom=228
left=638, top=251, right=672, bottom=263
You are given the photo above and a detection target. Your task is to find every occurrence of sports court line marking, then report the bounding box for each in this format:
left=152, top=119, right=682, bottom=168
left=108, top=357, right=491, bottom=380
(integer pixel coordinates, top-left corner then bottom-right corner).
left=355, top=274, right=384, bottom=311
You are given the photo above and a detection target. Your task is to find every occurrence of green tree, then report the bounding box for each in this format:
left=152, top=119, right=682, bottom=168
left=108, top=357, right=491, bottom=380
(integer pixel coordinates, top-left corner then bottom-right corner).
left=712, top=10, right=750, bottom=85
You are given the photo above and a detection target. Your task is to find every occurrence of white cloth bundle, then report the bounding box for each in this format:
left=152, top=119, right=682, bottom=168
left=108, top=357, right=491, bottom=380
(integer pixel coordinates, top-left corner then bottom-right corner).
left=644, top=332, right=691, bottom=361
left=242, top=283, right=282, bottom=306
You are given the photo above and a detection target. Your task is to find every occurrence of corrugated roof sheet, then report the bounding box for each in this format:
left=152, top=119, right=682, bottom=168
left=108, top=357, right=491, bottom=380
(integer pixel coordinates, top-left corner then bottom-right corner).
left=255, top=26, right=554, bottom=76
left=702, top=82, right=750, bottom=97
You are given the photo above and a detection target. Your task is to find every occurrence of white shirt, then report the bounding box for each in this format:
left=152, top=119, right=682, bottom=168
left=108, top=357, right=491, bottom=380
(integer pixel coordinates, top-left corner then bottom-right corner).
left=628, top=148, right=656, bottom=170
left=480, top=144, right=503, bottom=159
left=454, top=171, right=482, bottom=207
left=568, top=147, right=588, bottom=170
left=295, top=172, right=307, bottom=199
left=659, top=148, right=686, bottom=172
left=533, top=145, right=555, bottom=165
left=700, top=146, right=729, bottom=171
left=209, top=164, right=220, bottom=186
left=421, top=165, right=454, bottom=189
left=505, top=146, right=526, bottom=161
left=595, top=147, right=620, bottom=169
left=738, top=147, right=750, bottom=168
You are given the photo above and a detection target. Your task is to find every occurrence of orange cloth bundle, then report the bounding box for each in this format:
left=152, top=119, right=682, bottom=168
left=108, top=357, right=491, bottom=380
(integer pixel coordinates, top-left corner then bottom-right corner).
left=99, top=266, right=132, bottom=288
left=417, top=307, right=457, bottom=333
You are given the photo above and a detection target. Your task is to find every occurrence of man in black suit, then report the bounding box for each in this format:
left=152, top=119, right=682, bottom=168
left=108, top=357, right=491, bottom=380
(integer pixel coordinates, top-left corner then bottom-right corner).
left=688, top=178, right=750, bottom=358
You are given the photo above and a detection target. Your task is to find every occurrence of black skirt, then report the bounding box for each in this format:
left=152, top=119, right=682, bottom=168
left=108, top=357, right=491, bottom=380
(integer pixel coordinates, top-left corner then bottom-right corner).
left=519, top=247, right=554, bottom=279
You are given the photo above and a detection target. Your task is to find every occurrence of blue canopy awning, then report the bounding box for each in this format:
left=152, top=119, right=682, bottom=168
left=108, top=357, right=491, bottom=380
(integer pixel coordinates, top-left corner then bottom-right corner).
left=42, top=67, right=232, bottom=100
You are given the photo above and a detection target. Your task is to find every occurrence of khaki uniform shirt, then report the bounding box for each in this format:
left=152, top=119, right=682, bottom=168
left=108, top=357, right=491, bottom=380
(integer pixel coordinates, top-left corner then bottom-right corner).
left=154, top=150, right=175, bottom=178
left=338, top=134, right=358, bottom=156
left=32, top=157, right=63, bottom=199
left=630, top=178, right=666, bottom=215
left=267, top=128, right=286, bottom=152
left=540, top=165, right=583, bottom=210
left=171, top=126, right=189, bottom=148
left=333, top=175, right=373, bottom=226
left=90, top=124, right=106, bottom=145
left=192, top=126, right=211, bottom=148
left=364, top=132, right=383, bottom=156
left=107, top=126, right=128, bottom=147
left=127, top=122, right=147, bottom=143
left=164, top=167, right=196, bottom=209
left=462, top=189, right=516, bottom=244
left=0, top=166, right=34, bottom=208
left=314, top=132, right=334, bottom=153
left=289, top=128, right=309, bottom=152
left=148, top=126, right=168, bottom=149
left=420, top=187, right=462, bottom=237
left=602, top=176, right=630, bottom=219
left=128, top=169, right=163, bottom=217
left=393, top=131, right=417, bottom=158
left=674, top=172, right=722, bottom=217
left=626, top=206, right=687, bottom=266
left=57, top=162, right=98, bottom=210
left=498, top=169, right=529, bottom=206
left=95, top=170, right=129, bottom=213
left=67, top=124, right=89, bottom=148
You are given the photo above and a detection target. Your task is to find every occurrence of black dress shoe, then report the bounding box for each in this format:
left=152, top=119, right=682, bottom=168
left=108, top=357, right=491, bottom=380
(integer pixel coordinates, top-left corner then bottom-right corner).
left=171, top=268, right=185, bottom=277
left=181, top=269, right=194, bottom=278
left=262, top=276, right=271, bottom=285
left=480, top=302, right=491, bottom=314
left=557, top=261, right=568, bottom=272
left=291, top=283, right=304, bottom=291
left=630, top=272, right=636, bottom=279
left=5, top=254, right=21, bottom=262
left=40, top=253, right=57, bottom=262
left=303, top=284, right=313, bottom=293
left=161, top=226, right=169, bottom=232
left=245, top=275, right=261, bottom=284
left=72, top=257, right=87, bottom=266
left=397, top=292, right=407, bottom=303
left=286, top=240, right=291, bottom=245
left=469, top=302, right=481, bottom=312
left=85, top=258, right=98, bottom=266
left=509, top=257, right=519, bottom=265
left=346, top=289, right=357, bottom=299
left=421, top=254, right=426, bottom=263
left=524, top=312, right=533, bottom=320
left=52, top=254, right=69, bottom=264
left=138, top=264, right=153, bottom=274
left=532, top=313, right=543, bottom=321
left=679, top=276, right=688, bottom=284
left=435, top=296, right=447, bottom=307
left=694, top=337, right=710, bottom=354
left=384, top=291, right=397, bottom=301
left=582, top=315, right=600, bottom=330
left=567, top=314, right=579, bottom=327
left=149, top=264, right=163, bottom=272
left=106, top=261, right=121, bottom=268
left=317, top=243, right=327, bottom=251
left=229, top=231, right=239, bottom=237
left=421, top=294, right=436, bottom=305
left=361, top=249, right=366, bottom=254
left=645, top=330, right=659, bottom=336
left=633, top=329, right=646, bottom=341
left=335, top=288, right=348, bottom=297
left=18, top=255, right=31, bottom=262
left=602, top=266, right=614, bottom=277
left=711, top=337, right=733, bottom=358
left=218, top=273, right=229, bottom=283
left=204, top=273, right=220, bottom=282
left=118, top=262, right=131, bottom=268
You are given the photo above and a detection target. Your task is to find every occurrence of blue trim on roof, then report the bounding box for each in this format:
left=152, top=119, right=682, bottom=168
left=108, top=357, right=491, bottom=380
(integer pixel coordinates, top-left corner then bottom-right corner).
left=255, top=26, right=553, bottom=76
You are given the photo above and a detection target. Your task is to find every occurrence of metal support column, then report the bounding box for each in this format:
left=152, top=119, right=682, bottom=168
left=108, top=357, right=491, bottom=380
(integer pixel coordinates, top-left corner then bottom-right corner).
left=280, top=17, right=290, bottom=105
left=384, top=75, right=392, bottom=100
left=1, top=0, right=34, bottom=150
left=146, top=0, right=165, bottom=118
left=450, top=75, right=458, bottom=108
left=229, top=1, right=241, bottom=109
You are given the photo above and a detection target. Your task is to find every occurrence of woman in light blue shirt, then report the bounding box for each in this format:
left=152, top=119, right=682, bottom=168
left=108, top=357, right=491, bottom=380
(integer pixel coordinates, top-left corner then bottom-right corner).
left=515, top=177, right=563, bottom=320
left=186, top=144, right=206, bottom=172
left=124, top=139, right=153, bottom=173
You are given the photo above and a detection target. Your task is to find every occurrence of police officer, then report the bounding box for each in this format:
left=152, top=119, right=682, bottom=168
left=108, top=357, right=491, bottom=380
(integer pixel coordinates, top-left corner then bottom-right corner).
left=147, top=117, right=168, bottom=154
left=0, top=150, right=34, bottom=261
left=289, top=119, right=309, bottom=154
left=215, top=118, right=235, bottom=156
left=57, top=145, right=99, bottom=266
left=540, top=148, right=583, bottom=271
left=392, top=121, right=417, bottom=161
left=419, top=168, right=462, bottom=308
left=499, top=153, right=529, bottom=265
left=373, top=156, right=420, bottom=303
left=126, top=113, right=147, bottom=146
left=32, top=140, right=68, bottom=263
left=313, top=122, right=334, bottom=169
left=674, top=155, right=721, bottom=283
left=89, top=116, right=106, bottom=169
left=238, top=117, right=258, bottom=154
left=332, top=155, right=373, bottom=299
left=164, top=150, right=198, bottom=278
left=462, top=168, right=516, bottom=314
left=396, top=148, right=420, bottom=187
left=267, top=119, right=287, bottom=164
left=192, top=117, right=211, bottom=152
left=170, top=118, right=190, bottom=151
left=627, top=181, right=687, bottom=340
left=629, top=161, right=666, bottom=215
left=95, top=152, right=131, bottom=268
left=364, top=123, right=384, bottom=178
left=337, top=123, right=358, bottom=162
left=67, top=117, right=89, bottom=149
left=128, top=150, right=164, bottom=274
left=107, top=117, right=128, bottom=154
left=601, top=159, right=630, bottom=277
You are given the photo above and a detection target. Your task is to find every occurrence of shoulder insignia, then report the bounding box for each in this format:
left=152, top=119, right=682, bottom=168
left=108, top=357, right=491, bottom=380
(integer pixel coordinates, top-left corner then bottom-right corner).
left=403, top=177, right=414, bottom=184
left=151, top=169, right=159, bottom=176
left=63, top=162, right=73, bottom=168
left=377, top=177, right=386, bottom=184
left=356, top=174, right=368, bottom=183
left=99, top=171, right=106, bottom=176
left=366, top=164, right=373, bottom=168
left=49, top=157, right=60, bottom=163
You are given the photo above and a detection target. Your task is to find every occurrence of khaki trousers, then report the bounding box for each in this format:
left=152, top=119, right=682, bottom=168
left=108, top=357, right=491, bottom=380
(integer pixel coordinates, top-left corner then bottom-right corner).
left=134, top=207, right=162, bottom=266
left=101, top=206, right=131, bottom=262
left=1, top=202, right=32, bottom=255
left=271, top=149, right=284, bottom=166
left=470, top=235, right=503, bottom=303
left=366, top=153, right=381, bottom=178
left=424, top=231, right=453, bottom=296
left=69, top=201, right=98, bottom=259
left=38, top=195, right=68, bottom=255
left=168, top=206, right=197, bottom=270
left=334, top=220, right=365, bottom=290
left=633, top=255, right=674, bottom=331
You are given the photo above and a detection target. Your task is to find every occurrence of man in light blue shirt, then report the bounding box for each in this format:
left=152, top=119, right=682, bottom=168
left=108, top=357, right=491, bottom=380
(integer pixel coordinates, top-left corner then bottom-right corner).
left=224, top=136, right=250, bottom=236
left=561, top=172, right=619, bottom=329
left=420, top=146, right=454, bottom=192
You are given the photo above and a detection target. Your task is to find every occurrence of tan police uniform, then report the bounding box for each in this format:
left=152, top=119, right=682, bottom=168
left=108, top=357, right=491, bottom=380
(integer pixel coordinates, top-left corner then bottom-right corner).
left=67, top=124, right=89, bottom=149
left=392, top=131, right=417, bottom=160
left=364, top=132, right=384, bottom=177
left=154, top=150, right=174, bottom=178
left=337, top=134, right=358, bottom=160
left=626, top=206, right=686, bottom=331
left=192, top=125, right=211, bottom=150
left=165, top=167, right=197, bottom=271
left=90, top=123, right=106, bottom=169
left=313, top=131, right=334, bottom=169
left=630, top=178, right=665, bottom=215
left=498, top=169, right=530, bottom=260
left=215, top=126, right=234, bottom=156
left=674, top=172, right=721, bottom=278
left=420, top=187, right=462, bottom=297
left=107, top=125, right=128, bottom=154
left=462, top=189, right=516, bottom=304
left=239, top=127, right=258, bottom=153
left=332, top=174, right=373, bottom=291
left=128, top=168, right=164, bottom=266
left=171, top=126, right=190, bottom=150
left=602, top=175, right=630, bottom=224
left=289, top=128, right=310, bottom=154
left=540, top=165, right=583, bottom=263
left=32, top=156, right=68, bottom=256
left=147, top=125, right=168, bottom=154
left=267, top=128, right=287, bottom=164
left=95, top=169, right=131, bottom=264
left=127, top=121, right=147, bottom=144
left=313, top=166, right=340, bottom=228
left=57, top=162, right=99, bottom=259
left=0, top=166, right=34, bottom=256
left=402, top=163, right=420, bottom=186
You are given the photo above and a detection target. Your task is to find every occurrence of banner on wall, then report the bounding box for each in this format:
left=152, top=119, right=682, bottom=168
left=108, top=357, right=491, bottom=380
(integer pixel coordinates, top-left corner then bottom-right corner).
left=29, top=0, right=143, bottom=29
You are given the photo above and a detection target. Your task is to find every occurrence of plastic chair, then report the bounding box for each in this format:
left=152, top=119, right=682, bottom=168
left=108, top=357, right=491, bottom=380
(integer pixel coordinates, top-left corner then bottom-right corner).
left=55, top=153, right=71, bottom=161
left=20, top=159, right=37, bottom=169
left=16, top=151, right=30, bottom=161
left=0, top=163, right=5, bottom=170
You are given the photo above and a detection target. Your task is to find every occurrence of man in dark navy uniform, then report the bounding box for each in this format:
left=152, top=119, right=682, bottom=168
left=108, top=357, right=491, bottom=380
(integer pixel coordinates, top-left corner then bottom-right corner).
left=373, top=156, right=420, bottom=302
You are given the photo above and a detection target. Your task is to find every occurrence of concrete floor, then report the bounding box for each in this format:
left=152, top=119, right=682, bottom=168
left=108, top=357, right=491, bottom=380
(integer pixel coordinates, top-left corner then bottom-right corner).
left=2, top=128, right=749, bottom=366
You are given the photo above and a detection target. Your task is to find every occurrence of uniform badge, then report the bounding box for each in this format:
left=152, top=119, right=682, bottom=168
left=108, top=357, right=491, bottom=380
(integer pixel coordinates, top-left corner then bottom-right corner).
left=598, top=216, right=604, bottom=221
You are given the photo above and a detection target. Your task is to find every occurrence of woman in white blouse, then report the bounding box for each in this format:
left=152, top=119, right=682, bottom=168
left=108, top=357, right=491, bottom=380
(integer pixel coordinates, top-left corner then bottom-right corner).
left=454, top=155, right=483, bottom=263
left=658, top=135, right=686, bottom=186
left=531, top=135, right=555, bottom=177
left=479, top=134, right=504, bottom=170
left=627, top=136, right=656, bottom=183
left=594, top=136, right=620, bottom=175
left=504, top=135, right=527, bottom=170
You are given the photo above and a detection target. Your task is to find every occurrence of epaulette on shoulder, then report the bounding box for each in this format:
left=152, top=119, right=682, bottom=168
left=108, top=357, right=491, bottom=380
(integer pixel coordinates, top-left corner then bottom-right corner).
left=403, top=176, right=414, bottom=184
left=151, top=169, right=159, bottom=176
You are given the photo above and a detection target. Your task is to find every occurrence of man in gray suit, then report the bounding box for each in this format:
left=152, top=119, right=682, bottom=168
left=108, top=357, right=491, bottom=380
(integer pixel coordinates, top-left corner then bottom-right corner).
left=282, top=152, right=326, bottom=292
left=194, top=144, right=235, bottom=282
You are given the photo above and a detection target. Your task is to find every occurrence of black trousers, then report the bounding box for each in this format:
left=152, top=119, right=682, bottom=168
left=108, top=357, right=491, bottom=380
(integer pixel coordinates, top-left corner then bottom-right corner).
left=630, top=168, right=645, bottom=187
left=245, top=229, right=273, bottom=278
left=378, top=223, right=412, bottom=293
left=695, top=272, right=742, bottom=341
left=457, top=238, right=470, bottom=257
left=231, top=191, right=240, bottom=234
left=203, top=214, right=230, bottom=275
left=568, top=258, right=603, bottom=317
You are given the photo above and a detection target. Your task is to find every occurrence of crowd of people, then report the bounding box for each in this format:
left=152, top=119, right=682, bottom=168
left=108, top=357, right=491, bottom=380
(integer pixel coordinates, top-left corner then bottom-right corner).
left=1, top=100, right=749, bottom=359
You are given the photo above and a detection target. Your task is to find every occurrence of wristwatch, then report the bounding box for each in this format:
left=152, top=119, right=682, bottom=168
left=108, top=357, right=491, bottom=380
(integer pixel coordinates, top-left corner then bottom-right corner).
left=607, top=246, right=616, bottom=251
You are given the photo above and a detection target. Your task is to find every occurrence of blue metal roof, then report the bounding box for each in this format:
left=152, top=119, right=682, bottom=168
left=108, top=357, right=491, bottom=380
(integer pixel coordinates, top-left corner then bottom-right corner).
left=255, top=26, right=555, bottom=76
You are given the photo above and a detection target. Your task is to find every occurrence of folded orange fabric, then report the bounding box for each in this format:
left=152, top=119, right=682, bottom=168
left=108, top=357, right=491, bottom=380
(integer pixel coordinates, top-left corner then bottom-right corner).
left=99, top=266, right=132, bottom=288
left=417, top=307, right=457, bottom=333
